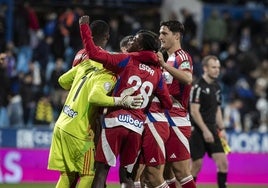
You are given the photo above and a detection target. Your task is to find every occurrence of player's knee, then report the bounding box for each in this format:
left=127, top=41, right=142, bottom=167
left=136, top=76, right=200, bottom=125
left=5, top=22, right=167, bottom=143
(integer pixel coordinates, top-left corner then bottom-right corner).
left=192, top=159, right=203, bottom=170
left=218, top=159, right=228, bottom=172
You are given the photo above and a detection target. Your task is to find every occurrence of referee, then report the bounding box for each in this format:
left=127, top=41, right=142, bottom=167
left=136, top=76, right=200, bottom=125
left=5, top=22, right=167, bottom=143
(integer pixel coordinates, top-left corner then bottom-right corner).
left=189, top=55, right=228, bottom=188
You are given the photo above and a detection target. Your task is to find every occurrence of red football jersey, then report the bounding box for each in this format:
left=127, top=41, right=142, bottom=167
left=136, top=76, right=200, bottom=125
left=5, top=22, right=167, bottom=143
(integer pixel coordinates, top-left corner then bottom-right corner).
left=163, top=49, right=193, bottom=117
left=80, top=24, right=172, bottom=134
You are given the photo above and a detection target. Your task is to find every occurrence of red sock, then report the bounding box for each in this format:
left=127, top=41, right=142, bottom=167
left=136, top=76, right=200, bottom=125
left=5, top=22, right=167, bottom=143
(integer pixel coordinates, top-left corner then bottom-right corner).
left=166, top=177, right=176, bottom=188
left=180, top=175, right=196, bottom=188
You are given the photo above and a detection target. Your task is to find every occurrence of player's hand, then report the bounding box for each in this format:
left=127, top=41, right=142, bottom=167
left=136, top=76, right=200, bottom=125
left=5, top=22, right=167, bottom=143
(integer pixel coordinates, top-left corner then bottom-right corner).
left=114, top=87, right=144, bottom=109
left=79, top=15, right=90, bottom=25
left=114, top=95, right=143, bottom=109
left=203, top=129, right=214, bottom=143
left=218, top=129, right=227, bottom=140
left=120, top=87, right=136, bottom=96
left=157, top=51, right=167, bottom=68
left=120, top=94, right=143, bottom=109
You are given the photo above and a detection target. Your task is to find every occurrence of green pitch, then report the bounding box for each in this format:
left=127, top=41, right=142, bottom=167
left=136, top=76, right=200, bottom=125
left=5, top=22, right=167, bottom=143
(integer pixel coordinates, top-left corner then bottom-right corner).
left=0, top=183, right=267, bottom=188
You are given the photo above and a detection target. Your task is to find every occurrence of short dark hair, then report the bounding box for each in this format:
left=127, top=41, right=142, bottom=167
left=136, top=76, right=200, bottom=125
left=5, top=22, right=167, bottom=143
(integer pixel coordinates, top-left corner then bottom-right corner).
left=160, top=20, right=185, bottom=36
left=136, top=30, right=160, bottom=52
left=90, top=20, right=109, bottom=44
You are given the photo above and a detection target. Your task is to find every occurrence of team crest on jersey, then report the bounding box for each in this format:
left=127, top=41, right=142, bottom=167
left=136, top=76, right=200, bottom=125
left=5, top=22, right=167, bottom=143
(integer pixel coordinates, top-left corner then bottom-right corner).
left=103, top=82, right=112, bottom=92
left=180, top=61, right=191, bottom=69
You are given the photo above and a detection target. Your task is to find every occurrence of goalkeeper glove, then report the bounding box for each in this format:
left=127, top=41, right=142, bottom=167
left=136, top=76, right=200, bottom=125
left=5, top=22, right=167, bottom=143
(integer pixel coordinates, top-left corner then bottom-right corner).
left=114, top=87, right=143, bottom=109
left=114, top=94, right=143, bottom=109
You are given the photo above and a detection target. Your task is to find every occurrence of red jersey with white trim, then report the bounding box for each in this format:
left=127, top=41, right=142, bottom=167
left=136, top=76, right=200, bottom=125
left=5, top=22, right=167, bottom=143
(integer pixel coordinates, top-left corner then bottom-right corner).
left=146, top=96, right=168, bottom=124
left=80, top=23, right=172, bottom=135
left=163, top=49, right=193, bottom=118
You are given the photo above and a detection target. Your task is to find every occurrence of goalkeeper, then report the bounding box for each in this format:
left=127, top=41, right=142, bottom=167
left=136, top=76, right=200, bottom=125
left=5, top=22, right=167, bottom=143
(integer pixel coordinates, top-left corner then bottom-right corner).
left=47, top=20, right=143, bottom=188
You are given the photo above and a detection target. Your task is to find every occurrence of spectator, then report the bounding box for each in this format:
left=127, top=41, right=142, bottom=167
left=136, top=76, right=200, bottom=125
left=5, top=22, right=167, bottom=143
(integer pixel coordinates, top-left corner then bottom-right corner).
left=49, top=58, right=67, bottom=119
left=0, top=4, right=7, bottom=51
left=0, top=52, right=10, bottom=128
left=223, top=97, right=243, bottom=132
left=20, top=73, right=35, bottom=127
left=180, top=8, right=197, bottom=44
left=203, top=9, right=227, bottom=50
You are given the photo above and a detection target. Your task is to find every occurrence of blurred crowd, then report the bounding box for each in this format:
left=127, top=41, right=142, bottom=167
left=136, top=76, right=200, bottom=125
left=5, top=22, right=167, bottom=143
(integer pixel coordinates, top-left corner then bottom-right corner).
left=0, top=1, right=267, bottom=132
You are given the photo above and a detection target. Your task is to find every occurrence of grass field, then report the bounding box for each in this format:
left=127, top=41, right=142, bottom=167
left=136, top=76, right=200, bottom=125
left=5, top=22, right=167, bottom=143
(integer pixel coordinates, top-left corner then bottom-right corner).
left=1, top=183, right=267, bottom=188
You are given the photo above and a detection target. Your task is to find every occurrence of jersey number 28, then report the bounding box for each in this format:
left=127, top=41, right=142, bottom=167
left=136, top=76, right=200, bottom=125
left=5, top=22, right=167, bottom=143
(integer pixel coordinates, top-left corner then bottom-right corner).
left=127, top=75, right=153, bottom=108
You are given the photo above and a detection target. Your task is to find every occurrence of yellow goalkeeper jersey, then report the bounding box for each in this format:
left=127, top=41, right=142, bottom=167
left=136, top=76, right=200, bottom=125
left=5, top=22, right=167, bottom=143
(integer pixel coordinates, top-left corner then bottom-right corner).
left=55, top=60, right=116, bottom=140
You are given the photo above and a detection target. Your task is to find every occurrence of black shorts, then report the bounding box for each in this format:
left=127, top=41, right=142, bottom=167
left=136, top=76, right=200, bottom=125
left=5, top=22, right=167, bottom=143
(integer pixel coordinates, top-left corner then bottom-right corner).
left=189, top=127, right=224, bottom=161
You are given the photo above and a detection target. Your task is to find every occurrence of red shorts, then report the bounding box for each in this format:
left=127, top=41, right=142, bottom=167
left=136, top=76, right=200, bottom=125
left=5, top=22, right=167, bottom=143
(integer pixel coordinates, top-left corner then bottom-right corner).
left=139, top=122, right=170, bottom=166
left=165, top=126, right=192, bottom=162
left=95, top=126, right=142, bottom=172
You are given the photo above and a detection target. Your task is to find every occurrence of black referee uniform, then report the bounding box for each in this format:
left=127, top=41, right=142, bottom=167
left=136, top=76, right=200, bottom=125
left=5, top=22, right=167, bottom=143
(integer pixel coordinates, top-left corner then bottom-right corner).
left=189, top=77, right=224, bottom=160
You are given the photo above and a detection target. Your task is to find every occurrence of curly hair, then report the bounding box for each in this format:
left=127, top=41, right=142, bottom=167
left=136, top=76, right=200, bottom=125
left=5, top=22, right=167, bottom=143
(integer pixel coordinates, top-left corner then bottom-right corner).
left=136, top=30, right=160, bottom=52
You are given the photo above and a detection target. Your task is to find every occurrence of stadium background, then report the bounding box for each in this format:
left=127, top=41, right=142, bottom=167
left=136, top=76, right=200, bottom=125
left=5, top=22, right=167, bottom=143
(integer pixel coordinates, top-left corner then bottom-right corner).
left=0, top=0, right=267, bottom=187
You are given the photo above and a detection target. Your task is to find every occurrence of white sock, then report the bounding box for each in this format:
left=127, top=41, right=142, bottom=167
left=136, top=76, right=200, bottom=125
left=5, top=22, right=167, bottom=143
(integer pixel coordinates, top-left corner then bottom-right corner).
left=155, top=181, right=169, bottom=188
left=180, top=175, right=194, bottom=185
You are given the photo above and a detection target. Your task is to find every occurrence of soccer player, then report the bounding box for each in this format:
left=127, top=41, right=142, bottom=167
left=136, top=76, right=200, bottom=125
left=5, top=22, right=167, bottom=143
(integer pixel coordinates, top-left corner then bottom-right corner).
left=47, top=20, right=143, bottom=188
left=132, top=50, right=171, bottom=188
left=120, top=35, right=134, bottom=53
left=79, top=15, right=173, bottom=188
left=189, top=55, right=228, bottom=188
left=133, top=94, right=171, bottom=188
left=158, top=20, right=196, bottom=188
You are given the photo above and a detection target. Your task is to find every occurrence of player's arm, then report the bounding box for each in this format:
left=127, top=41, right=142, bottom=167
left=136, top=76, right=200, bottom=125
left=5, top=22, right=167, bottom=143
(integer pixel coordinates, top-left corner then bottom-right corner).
left=216, top=106, right=224, bottom=130
left=88, top=74, right=143, bottom=108
left=58, top=66, right=77, bottom=90
left=215, top=86, right=227, bottom=137
left=79, top=15, right=128, bottom=74
left=155, top=74, right=172, bottom=109
left=157, top=52, right=192, bottom=85
left=216, top=105, right=227, bottom=139
left=216, top=105, right=230, bottom=152
left=190, top=85, right=214, bottom=143
left=88, top=73, right=116, bottom=106
left=190, top=103, right=209, bottom=133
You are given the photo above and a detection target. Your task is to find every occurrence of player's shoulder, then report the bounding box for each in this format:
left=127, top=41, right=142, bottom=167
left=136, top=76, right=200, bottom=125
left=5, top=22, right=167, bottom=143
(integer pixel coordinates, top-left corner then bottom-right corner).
left=193, top=78, right=205, bottom=88
left=175, top=49, right=192, bottom=61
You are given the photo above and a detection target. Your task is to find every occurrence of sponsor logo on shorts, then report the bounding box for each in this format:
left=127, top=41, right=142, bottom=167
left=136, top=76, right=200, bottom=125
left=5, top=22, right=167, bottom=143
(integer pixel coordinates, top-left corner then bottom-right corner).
left=63, top=105, right=78, bottom=118
left=118, top=114, right=143, bottom=128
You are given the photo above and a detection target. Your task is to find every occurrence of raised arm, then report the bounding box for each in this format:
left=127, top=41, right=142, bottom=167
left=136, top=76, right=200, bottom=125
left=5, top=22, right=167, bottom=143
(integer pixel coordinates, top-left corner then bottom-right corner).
left=79, top=15, right=128, bottom=73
